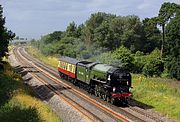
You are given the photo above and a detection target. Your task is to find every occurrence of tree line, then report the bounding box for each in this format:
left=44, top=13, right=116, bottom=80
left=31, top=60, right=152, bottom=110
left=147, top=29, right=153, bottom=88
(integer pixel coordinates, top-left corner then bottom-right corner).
left=0, top=5, right=15, bottom=62
left=30, top=2, right=179, bottom=80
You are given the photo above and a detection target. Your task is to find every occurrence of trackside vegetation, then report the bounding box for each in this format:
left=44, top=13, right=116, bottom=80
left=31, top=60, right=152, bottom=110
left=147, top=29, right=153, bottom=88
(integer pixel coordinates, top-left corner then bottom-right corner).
left=133, top=75, right=180, bottom=121
left=27, top=47, right=58, bottom=68
left=27, top=46, right=180, bottom=121
left=0, top=4, right=61, bottom=121
left=0, top=5, right=15, bottom=61
left=0, top=61, right=61, bottom=122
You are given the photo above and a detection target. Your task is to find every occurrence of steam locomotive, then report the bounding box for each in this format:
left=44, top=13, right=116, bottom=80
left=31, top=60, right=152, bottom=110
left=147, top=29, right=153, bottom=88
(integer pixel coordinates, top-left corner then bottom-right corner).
left=58, top=56, right=132, bottom=104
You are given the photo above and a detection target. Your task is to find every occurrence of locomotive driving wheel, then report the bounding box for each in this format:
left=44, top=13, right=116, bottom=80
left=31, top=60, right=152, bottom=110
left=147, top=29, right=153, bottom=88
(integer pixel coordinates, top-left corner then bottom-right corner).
left=106, top=96, right=110, bottom=102
left=110, top=97, right=115, bottom=104
left=102, top=90, right=108, bottom=101
left=95, top=85, right=99, bottom=97
left=102, top=94, right=107, bottom=101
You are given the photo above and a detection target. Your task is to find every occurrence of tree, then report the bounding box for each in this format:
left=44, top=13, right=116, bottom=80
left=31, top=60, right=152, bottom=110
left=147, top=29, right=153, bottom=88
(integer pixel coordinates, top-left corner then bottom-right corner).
left=77, top=24, right=84, bottom=38
left=82, top=12, right=115, bottom=48
left=157, top=2, right=180, bottom=58
left=85, top=12, right=115, bottom=31
left=0, top=5, right=15, bottom=60
left=122, top=15, right=144, bottom=52
left=165, top=10, right=180, bottom=80
left=80, top=13, right=147, bottom=52
left=142, top=18, right=161, bottom=53
left=94, top=20, right=114, bottom=50
left=41, top=31, right=63, bottom=44
left=112, top=46, right=134, bottom=71
left=65, top=21, right=78, bottom=38
left=49, top=31, right=63, bottom=42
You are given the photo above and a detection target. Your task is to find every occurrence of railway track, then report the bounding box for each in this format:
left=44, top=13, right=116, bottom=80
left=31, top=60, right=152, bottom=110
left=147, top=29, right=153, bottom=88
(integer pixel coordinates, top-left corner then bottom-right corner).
left=13, top=47, right=132, bottom=122
left=12, top=46, right=166, bottom=122
left=13, top=48, right=104, bottom=122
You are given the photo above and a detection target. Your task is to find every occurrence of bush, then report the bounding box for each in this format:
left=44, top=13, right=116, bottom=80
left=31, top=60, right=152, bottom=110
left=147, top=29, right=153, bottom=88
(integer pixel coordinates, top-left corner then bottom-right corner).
left=142, top=59, right=164, bottom=77
left=41, top=44, right=56, bottom=56
left=0, top=106, right=42, bottom=122
left=167, top=57, right=180, bottom=80
left=142, top=49, right=164, bottom=76
left=112, top=46, right=134, bottom=71
left=63, top=45, right=77, bottom=58
left=132, top=51, right=145, bottom=73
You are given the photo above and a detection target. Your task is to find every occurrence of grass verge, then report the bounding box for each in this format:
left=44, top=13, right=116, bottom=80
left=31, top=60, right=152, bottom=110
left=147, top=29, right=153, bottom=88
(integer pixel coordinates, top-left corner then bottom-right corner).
left=132, top=74, right=180, bottom=121
left=27, top=46, right=180, bottom=121
left=26, top=46, right=58, bottom=68
left=0, top=60, right=61, bottom=122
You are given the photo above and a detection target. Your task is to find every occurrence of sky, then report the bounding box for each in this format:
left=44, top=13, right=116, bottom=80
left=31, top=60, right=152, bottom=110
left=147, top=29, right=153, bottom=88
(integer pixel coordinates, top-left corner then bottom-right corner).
left=0, top=0, right=179, bottom=39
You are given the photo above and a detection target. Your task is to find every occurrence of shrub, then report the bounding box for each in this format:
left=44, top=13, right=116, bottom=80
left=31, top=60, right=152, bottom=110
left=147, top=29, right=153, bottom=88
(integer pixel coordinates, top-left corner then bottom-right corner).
left=41, top=44, right=56, bottom=56
left=167, top=57, right=180, bottom=80
left=63, top=45, right=77, bottom=58
left=0, top=105, right=42, bottom=122
left=142, top=49, right=164, bottom=76
left=132, top=51, right=145, bottom=73
left=142, top=59, right=164, bottom=77
left=112, top=46, right=134, bottom=71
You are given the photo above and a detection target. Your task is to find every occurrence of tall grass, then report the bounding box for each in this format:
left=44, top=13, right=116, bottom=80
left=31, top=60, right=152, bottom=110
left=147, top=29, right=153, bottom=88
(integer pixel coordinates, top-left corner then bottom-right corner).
left=27, top=46, right=58, bottom=68
left=0, top=61, right=60, bottom=122
left=132, top=74, right=180, bottom=121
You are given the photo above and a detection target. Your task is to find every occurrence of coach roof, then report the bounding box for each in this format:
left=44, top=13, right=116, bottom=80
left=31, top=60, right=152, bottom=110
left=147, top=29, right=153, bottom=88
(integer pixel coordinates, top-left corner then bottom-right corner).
left=59, top=56, right=80, bottom=65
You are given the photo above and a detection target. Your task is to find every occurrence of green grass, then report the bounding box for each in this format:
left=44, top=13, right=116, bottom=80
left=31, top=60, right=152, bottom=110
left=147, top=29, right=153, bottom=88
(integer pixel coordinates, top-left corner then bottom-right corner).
left=0, top=61, right=61, bottom=122
left=27, top=46, right=58, bottom=68
left=132, top=74, right=180, bottom=121
left=27, top=46, right=180, bottom=121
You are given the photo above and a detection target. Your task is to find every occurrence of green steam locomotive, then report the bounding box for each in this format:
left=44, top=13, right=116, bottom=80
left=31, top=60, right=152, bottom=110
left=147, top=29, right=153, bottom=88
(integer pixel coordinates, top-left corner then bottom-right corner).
left=58, top=56, right=132, bottom=104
